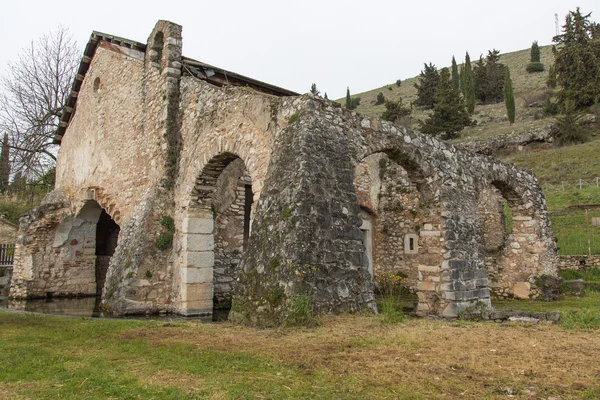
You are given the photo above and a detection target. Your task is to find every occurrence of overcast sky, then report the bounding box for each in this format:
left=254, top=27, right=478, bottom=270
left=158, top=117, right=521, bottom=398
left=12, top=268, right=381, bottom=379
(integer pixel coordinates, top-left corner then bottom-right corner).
left=0, top=1, right=597, bottom=99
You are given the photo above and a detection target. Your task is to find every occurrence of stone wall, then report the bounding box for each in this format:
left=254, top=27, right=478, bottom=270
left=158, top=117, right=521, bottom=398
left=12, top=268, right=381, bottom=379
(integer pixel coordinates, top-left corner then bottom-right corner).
left=10, top=21, right=184, bottom=315
left=559, top=255, right=600, bottom=270
left=10, top=20, right=559, bottom=323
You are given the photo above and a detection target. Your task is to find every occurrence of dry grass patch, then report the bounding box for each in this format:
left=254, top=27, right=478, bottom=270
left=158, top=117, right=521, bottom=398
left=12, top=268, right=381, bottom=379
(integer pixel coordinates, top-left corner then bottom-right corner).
left=117, top=316, right=600, bottom=399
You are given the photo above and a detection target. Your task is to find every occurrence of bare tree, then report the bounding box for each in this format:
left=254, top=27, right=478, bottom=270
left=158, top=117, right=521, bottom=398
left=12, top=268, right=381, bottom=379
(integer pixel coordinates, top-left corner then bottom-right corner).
left=0, top=26, right=79, bottom=180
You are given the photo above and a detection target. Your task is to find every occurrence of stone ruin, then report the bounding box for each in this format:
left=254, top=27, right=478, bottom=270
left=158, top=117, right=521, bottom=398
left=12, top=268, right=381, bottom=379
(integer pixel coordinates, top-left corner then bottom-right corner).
left=8, top=21, right=558, bottom=325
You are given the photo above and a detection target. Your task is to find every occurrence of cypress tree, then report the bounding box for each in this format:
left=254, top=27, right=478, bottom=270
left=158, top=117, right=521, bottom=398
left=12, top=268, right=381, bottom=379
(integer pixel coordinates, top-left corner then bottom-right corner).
left=310, top=83, right=320, bottom=97
left=503, top=67, right=516, bottom=124
left=464, top=52, right=475, bottom=114
left=345, top=87, right=352, bottom=109
left=0, top=134, right=9, bottom=193
left=547, top=65, right=557, bottom=88
left=530, top=41, right=541, bottom=62
left=451, top=56, right=460, bottom=89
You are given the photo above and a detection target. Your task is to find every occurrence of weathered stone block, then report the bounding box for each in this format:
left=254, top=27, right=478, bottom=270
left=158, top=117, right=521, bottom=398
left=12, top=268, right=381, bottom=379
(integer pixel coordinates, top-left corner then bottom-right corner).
left=417, top=281, right=435, bottom=291
left=183, top=251, right=214, bottom=268
left=513, top=282, right=531, bottom=299
left=180, top=267, right=213, bottom=284
left=182, top=218, right=214, bottom=234
left=183, top=233, right=214, bottom=252
left=418, top=264, right=440, bottom=273
left=180, top=282, right=213, bottom=302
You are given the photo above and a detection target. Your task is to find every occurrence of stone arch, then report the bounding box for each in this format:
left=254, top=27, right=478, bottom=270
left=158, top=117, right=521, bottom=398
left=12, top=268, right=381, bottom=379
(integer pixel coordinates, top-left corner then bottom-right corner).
left=180, top=151, right=254, bottom=315
left=357, top=145, right=434, bottom=203
left=49, top=199, right=120, bottom=298
left=478, top=177, right=548, bottom=299
left=352, top=145, right=444, bottom=314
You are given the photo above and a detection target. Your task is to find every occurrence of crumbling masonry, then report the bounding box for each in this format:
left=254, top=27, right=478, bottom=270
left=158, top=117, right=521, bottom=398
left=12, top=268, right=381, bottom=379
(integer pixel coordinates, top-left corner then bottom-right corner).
left=9, top=21, right=558, bottom=324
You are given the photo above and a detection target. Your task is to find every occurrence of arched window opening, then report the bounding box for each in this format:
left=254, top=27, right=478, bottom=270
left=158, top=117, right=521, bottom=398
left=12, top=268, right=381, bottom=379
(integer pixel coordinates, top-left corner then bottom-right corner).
left=151, top=31, right=164, bottom=65
left=93, top=77, right=100, bottom=93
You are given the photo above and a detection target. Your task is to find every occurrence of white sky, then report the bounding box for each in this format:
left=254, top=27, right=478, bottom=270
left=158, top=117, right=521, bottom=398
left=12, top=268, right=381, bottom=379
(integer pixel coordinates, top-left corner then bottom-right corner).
left=0, top=1, right=597, bottom=99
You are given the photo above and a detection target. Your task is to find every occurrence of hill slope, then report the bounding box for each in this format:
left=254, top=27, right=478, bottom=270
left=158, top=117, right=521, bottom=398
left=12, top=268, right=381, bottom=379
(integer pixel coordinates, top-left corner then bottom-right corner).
left=338, top=45, right=553, bottom=126
left=339, top=45, right=600, bottom=255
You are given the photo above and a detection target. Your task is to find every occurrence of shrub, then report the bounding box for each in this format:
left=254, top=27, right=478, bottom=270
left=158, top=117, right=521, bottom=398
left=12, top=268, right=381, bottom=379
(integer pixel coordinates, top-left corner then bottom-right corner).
left=160, top=216, right=174, bottom=231
left=520, top=90, right=551, bottom=107
left=349, top=96, right=361, bottom=110
left=542, top=97, right=559, bottom=116
left=526, top=62, right=545, bottom=73
left=156, top=215, right=175, bottom=251
left=375, top=272, right=406, bottom=297
left=530, top=40, right=541, bottom=63
left=375, top=92, right=385, bottom=105
left=396, top=79, right=402, bottom=87
left=156, top=232, right=173, bottom=250
left=555, top=101, right=588, bottom=145
left=381, top=99, right=411, bottom=123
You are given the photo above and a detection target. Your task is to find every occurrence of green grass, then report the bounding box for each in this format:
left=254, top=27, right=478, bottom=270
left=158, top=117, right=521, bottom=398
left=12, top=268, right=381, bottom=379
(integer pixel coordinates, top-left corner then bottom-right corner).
left=559, top=267, right=600, bottom=282
left=560, top=309, right=600, bottom=330
left=376, top=295, right=406, bottom=324
left=551, top=209, right=600, bottom=255
left=493, top=289, right=600, bottom=314
left=0, top=313, right=360, bottom=399
left=543, top=188, right=600, bottom=255
left=498, top=133, right=600, bottom=186
left=3, top=310, right=600, bottom=398
left=494, top=290, right=600, bottom=330
left=545, top=186, right=600, bottom=211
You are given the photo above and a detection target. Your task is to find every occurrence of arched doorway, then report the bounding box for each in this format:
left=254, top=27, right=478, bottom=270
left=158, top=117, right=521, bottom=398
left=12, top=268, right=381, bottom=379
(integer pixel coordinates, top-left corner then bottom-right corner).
left=478, top=180, right=543, bottom=300
left=181, top=152, right=253, bottom=316
left=48, top=200, right=120, bottom=300
left=95, top=209, right=120, bottom=296
left=353, top=150, right=442, bottom=313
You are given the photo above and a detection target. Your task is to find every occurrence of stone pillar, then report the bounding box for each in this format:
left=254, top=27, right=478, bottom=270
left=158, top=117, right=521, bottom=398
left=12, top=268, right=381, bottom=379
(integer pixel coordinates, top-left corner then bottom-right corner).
left=180, top=217, right=214, bottom=315
left=438, top=196, right=492, bottom=318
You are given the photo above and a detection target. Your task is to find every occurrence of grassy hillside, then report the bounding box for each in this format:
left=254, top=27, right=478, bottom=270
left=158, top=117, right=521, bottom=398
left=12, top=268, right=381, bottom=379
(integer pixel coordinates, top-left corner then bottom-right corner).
left=338, top=45, right=555, bottom=134
left=341, top=44, right=600, bottom=255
